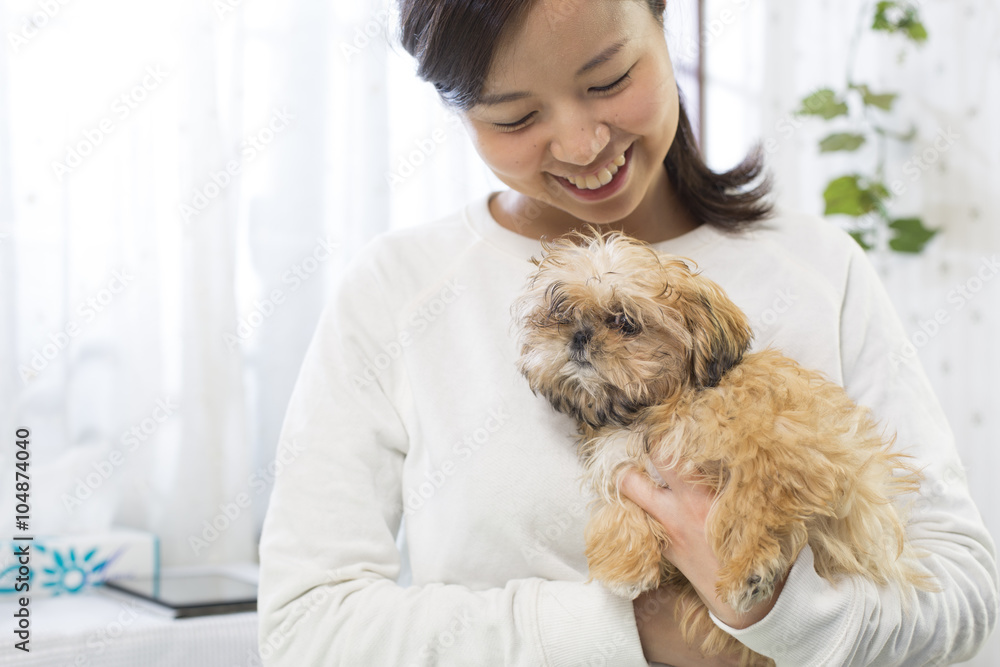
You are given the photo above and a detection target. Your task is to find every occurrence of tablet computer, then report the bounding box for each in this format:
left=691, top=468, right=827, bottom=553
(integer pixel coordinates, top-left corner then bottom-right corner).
left=102, top=572, right=258, bottom=618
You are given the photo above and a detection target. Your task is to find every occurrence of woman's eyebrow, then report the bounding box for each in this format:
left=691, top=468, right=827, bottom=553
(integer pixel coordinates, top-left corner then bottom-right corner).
left=477, top=38, right=630, bottom=107
left=576, top=39, right=628, bottom=76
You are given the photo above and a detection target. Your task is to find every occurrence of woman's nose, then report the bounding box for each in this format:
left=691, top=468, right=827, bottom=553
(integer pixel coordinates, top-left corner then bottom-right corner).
left=550, top=118, right=611, bottom=166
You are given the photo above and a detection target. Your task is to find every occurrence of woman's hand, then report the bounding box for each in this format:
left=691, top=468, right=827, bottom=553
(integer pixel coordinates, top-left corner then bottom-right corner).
left=632, top=587, right=743, bottom=667
left=620, top=466, right=784, bottom=630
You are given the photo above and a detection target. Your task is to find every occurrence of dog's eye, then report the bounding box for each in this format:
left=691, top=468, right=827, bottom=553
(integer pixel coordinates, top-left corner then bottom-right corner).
left=552, top=307, right=573, bottom=323
left=544, top=306, right=574, bottom=327
left=608, top=312, right=640, bottom=336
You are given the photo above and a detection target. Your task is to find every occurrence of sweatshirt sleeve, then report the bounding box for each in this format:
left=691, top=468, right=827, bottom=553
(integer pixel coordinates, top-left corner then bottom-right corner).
left=708, top=241, right=1000, bottom=665
left=256, top=249, right=648, bottom=666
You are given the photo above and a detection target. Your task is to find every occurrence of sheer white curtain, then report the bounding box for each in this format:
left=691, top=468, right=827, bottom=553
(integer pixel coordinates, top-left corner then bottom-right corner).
left=0, top=0, right=341, bottom=567
left=2, top=0, right=251, bottom=566
left=704, top=2, right=1000, bottom=663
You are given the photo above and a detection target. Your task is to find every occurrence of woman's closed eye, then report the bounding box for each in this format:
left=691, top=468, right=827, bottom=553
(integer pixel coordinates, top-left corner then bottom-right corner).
left=492, top=112, right=536, bottom=133
left=589, top=67, right=633, bottom=95
left=490, top=66, right=635, bottom=133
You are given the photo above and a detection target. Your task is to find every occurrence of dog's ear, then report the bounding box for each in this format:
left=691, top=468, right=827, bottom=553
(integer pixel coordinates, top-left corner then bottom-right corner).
left=675, top=269, right=753, bottom=388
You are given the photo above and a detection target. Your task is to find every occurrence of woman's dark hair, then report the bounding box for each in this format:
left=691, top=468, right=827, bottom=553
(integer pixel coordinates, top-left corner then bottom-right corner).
left=399, top=0, right=772, bottom=230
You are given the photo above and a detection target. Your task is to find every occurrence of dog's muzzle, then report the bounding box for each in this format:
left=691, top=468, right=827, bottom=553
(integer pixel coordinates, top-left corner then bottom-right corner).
left=570, top=329, right=592, bottom=364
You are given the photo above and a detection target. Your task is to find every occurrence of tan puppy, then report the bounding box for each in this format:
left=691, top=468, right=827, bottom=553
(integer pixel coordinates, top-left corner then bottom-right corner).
left=511, top=228, right=934, bottom=666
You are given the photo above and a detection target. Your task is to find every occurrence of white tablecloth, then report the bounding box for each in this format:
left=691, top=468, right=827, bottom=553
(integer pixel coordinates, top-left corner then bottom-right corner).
left=0, top=567, right=261, bottom=667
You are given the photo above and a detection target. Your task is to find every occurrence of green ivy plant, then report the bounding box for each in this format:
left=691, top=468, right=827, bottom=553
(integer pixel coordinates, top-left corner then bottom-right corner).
left=796, top=1, right=937, bottom=253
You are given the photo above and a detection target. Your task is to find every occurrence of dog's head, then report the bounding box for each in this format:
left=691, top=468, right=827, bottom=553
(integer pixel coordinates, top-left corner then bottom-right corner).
left=511, top=227, right=752, bottom=431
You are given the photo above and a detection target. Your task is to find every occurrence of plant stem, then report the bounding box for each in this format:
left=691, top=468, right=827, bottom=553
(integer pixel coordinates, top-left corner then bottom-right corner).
left=846, top=0, right=872, bottom=89
left=846, top=2, right=889, bottom=197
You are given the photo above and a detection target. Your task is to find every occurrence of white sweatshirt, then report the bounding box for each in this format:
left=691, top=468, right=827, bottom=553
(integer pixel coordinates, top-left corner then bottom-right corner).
left=257, top=193, right=998, bottom=666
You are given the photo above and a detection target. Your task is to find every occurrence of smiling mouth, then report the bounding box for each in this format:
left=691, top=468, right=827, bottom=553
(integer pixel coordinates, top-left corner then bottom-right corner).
left=560, top=151, right=628, bottom=190
left=552, top=144, right=633, bottom=200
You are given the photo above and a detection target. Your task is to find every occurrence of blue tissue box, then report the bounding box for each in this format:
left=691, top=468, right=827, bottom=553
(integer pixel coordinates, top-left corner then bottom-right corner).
left=1, top=528, right=159, bottom=597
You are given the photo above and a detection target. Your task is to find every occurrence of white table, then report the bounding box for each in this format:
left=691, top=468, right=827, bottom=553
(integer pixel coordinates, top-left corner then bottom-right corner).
left=0, top=566, right=261, bottom=667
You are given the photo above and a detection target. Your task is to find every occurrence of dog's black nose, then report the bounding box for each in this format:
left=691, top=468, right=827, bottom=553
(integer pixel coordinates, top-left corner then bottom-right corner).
left=571, top=329, right=592, bottom=354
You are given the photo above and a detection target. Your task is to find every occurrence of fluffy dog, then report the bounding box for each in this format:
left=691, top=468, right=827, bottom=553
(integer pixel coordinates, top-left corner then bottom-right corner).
left=511, top=228, right=934, bottom=666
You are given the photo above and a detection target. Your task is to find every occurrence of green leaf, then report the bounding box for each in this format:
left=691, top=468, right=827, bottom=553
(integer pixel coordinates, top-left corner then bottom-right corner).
left=819, top=133, right=867, bottom=152
left=797, top=89, right=849, bottom=120
left=904, top=20, right=928, bottom=43
left=872, top=2, right=928, bottom=44
left=888, top=217, right=937, bottom=253
left=849, top=230, right=874, bottom=251
left=869, top=182, right=890, bottom=201
left=824, top=176, right=868, bottom=217
left=872, top=1, right=898, bottom=32
left=854, top=84, right=898, bottom=111
left=823, top=175, right=888, bottom=217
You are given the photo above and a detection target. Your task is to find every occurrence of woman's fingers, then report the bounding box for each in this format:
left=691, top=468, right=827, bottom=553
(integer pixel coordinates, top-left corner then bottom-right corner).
left=620, top=464, right=775, bottom=629
left=619, top=468, right=673, bottom=528
left=620, top=464, right=716, bottom=559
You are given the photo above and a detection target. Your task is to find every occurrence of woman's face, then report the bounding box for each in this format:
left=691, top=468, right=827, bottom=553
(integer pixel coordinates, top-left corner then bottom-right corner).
left=462, top=0, right=679, bottom=230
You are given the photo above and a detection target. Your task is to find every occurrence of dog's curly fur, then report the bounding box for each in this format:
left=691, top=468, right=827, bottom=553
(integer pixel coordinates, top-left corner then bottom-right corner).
left=510, top=227, right=935, bottom=667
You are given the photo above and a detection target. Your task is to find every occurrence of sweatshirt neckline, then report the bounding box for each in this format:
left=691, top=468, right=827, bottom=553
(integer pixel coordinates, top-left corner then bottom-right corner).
left=464, top=191, right=724, bottom=261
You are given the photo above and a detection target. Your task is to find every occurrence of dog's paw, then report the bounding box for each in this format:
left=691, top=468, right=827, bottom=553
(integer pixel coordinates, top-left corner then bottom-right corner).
left=720, top=572, right=779, bottom=614
left=603, top=578, right=655, bottom=601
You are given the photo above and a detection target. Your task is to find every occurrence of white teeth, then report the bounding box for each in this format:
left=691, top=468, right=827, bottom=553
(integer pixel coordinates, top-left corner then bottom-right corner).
left=564, top=151, right=627, bottom=190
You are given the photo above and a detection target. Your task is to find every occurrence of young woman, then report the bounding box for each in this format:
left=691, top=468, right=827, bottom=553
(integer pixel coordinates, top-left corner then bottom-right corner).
left=257, top=1, right=998, bottom=664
